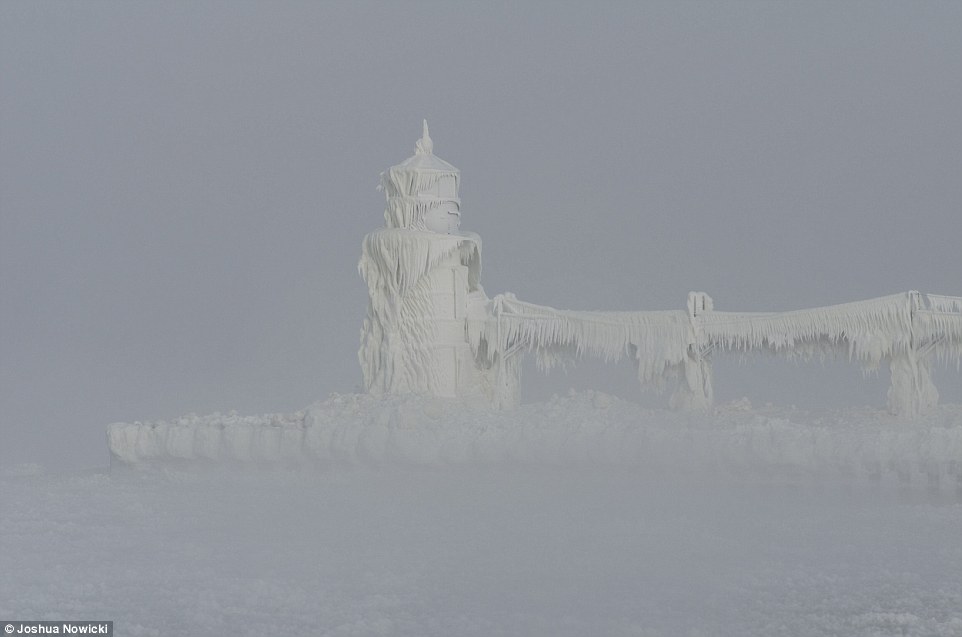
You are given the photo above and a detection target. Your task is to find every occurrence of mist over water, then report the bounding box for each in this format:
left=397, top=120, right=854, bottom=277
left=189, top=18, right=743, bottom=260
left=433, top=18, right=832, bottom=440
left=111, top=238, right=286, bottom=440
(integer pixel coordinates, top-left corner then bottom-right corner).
left=3, top=466, right=961, bottom=637
left=2, top=3, right=962, bottom=634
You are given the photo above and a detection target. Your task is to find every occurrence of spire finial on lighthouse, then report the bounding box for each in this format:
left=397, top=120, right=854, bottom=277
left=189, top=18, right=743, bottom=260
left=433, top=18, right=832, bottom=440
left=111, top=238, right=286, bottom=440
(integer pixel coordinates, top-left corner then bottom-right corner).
left=415, top=119, right=433, bottom=155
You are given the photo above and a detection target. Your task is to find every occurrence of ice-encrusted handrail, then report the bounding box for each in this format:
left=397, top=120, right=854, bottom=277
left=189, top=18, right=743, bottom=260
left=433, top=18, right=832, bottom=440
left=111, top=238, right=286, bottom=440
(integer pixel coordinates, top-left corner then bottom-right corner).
left=469, top=290, right=961, bottom=417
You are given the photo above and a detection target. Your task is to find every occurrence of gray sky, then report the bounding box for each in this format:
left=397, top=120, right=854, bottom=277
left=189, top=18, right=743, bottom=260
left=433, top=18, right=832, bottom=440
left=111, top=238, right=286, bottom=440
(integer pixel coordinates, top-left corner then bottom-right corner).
left=2, top=1, right=960, bottom=469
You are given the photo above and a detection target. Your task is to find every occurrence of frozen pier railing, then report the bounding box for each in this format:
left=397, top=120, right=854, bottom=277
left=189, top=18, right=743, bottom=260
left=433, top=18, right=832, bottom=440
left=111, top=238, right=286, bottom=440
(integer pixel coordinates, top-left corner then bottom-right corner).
left=474, top=291, right=962, bottom=417
left=695, top=291, right=962, bottom=417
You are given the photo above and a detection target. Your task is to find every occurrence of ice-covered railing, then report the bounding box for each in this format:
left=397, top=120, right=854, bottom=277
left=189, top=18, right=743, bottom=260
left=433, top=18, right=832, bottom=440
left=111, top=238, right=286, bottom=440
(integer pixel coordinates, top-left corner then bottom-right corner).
left=695, top=292, right=962, bottom=363
left=473, top=291, right=962, bottom=417
left=912, top=293, right=962, bottom=367
left=693, top=291, right=962, bottom=416
left=469, top=295, right=694, bottom=408
left=489, top=295, right=689, bottom=378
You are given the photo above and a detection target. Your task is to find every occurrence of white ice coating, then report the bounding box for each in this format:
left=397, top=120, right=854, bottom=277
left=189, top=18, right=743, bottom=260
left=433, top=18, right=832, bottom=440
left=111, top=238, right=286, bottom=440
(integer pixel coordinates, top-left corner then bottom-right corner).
left=360, top=122, right=495, bottom=401
left=378, top=120, right=461, bottom=232
left=105, top=392, right=962, bottom=491
left=358, top=228, right=486, bottom=397
left=473, top=294, right=694, bottom=408
left=360, top=123, right=962, bottom=417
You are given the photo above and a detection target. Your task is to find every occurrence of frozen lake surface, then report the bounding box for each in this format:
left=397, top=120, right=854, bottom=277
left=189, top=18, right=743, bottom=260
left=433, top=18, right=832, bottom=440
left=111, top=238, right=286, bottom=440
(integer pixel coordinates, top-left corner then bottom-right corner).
left=3, top=462, right=961, bottom=637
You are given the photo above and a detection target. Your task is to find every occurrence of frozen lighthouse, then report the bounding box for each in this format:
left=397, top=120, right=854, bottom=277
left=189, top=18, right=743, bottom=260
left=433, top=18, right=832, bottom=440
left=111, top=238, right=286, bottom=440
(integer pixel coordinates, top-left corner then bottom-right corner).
left=358, top=121, right=494, bottom=401
left=359, top=121, right=961, bottom=416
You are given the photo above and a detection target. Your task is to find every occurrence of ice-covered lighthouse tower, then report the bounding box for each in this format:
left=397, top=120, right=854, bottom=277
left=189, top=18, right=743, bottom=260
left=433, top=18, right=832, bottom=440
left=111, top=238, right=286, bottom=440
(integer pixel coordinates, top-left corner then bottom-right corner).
left=359, top=121, right=491, bottom=399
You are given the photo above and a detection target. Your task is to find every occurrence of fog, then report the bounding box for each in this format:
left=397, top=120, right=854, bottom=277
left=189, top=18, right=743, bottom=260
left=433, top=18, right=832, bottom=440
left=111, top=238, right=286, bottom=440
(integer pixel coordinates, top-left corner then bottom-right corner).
left=2, top=4, right=962, bottom=634
left=2, top=1, right=961, bottom=471
left=4, top=467, right=961, bottom=637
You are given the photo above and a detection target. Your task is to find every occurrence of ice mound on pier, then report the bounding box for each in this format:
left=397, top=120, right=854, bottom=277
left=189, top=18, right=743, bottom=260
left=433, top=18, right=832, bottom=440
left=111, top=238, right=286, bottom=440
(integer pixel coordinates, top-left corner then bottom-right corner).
left=107, top=393, right=962, bottom=489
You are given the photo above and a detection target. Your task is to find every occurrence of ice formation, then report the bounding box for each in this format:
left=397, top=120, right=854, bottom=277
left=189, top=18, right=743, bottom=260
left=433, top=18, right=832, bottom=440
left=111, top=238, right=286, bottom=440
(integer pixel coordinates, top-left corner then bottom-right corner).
left=107, top=122, right=961, bottom=468
left=358, top=121, right=498, bottom=403
left=360, top=122, right=962, bottom=417
left=106, top=392, right=962, bottom=490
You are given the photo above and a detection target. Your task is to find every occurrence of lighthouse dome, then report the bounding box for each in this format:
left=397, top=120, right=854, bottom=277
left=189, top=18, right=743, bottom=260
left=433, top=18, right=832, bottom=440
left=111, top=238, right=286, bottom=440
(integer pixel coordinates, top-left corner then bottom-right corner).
left=381, top=121, right=461, bottom=231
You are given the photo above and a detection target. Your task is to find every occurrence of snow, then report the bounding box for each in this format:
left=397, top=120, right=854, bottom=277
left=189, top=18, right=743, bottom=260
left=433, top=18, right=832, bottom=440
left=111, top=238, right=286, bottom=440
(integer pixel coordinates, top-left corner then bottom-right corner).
left=6, top=416, right=962, bottom=637
left=107, top=392, right=962, bottom=491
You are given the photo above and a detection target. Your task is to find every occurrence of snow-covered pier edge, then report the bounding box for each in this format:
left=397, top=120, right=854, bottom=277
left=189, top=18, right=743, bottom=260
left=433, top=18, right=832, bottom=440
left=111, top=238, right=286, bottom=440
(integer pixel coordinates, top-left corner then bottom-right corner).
left=107, top=392, right=962, bottom=490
